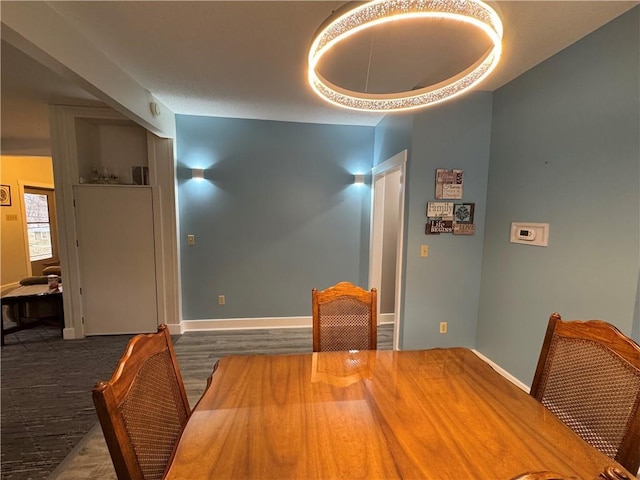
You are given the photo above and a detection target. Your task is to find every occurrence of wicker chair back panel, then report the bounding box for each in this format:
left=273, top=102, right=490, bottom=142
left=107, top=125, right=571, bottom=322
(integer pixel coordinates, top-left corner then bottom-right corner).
left=318, top=296, right=373, bottom=351
left=119, top=350, right=189, bottom=480
left=312, top=282, right=377, bottom=352
left=539, top=335, right=640, bottom=461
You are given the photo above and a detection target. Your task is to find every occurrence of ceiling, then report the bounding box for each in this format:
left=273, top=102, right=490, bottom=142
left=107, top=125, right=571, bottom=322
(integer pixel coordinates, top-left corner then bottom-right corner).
left=1, top=1, right=638, bottom=156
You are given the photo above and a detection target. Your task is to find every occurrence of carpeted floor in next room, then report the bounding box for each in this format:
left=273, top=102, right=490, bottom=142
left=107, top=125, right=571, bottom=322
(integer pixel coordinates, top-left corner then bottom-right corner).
left=1, top=323, right=394, bottom=480
left=1, top=326, right=135, bottom=480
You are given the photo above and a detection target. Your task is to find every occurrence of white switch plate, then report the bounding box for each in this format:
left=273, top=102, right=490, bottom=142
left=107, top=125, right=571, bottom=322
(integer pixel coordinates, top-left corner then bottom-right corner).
left=510, top=222, right=549, bottom=247
left=420, top=245, right=429, bottom=257
left=187, top=234, right=195, bottom=245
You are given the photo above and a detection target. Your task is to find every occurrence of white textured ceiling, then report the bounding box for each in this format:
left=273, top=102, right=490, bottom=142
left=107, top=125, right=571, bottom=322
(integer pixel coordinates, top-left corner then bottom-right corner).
left=1, top=1, right=638, bottom=155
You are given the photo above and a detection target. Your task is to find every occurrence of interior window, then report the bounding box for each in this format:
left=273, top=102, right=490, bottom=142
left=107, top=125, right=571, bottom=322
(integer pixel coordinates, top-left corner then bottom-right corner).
left=24, top=187, right=58, bottom=274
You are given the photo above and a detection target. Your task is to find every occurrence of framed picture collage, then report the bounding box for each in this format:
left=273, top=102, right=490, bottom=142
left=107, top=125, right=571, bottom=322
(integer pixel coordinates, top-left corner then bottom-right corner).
left=426, top=169, right=475, bottom=235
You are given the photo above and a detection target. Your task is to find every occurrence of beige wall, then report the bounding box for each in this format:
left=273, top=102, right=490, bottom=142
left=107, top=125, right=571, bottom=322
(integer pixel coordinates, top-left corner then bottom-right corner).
left=0, top=155, right=54, bottom=290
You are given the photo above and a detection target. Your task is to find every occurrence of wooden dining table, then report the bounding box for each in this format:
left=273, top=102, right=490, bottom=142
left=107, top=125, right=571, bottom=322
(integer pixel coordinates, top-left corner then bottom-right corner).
left=164, top=348, right=634, bottom=479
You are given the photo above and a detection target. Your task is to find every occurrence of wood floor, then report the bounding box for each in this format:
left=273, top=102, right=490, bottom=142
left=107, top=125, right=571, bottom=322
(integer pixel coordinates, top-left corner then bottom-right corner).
left=1, top=324, right=394, bottom=480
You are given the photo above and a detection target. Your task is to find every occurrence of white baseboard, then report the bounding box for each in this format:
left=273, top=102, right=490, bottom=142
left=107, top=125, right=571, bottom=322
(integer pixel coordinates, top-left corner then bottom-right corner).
left=168, top=314, right=396, bottom=336
left=165, top=323, right=184, bottom=335
left=62, top=327, right=76, bottom=340
left=173, top=316, right=313, bottom=335
left=472, top=349, right=530, bottom=392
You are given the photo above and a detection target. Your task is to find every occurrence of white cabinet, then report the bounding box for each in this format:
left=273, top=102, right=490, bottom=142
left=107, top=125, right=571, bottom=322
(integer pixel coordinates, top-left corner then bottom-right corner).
left=74, top=185, right=158, bottom=334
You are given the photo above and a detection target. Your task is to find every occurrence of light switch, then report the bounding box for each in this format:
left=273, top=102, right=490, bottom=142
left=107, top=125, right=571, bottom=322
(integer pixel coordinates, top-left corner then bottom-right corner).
left=420, top=245, right=429, bottom=257
left=187, top=234, right=195, bottom=245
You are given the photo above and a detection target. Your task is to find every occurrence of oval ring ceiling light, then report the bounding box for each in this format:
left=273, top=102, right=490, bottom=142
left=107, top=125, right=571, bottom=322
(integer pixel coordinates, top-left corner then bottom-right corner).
left=308, top=0, right=503, bottom=113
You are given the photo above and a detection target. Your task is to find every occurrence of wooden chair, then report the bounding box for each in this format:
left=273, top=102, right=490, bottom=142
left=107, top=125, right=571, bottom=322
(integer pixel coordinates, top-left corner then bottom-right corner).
left=312, top=281, right=377, bottom=352
left=530, top=312, right=640, bottom=473
left=92, top=324, right=190, bottom=480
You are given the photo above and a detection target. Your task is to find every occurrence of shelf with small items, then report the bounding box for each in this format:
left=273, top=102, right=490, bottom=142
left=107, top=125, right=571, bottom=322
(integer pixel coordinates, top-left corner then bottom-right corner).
left=75, top=117, right=149, bottom=186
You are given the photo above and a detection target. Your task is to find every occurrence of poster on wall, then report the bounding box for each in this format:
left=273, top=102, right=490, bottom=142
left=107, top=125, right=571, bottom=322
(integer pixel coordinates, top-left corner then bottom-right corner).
left=426, top=219, right=453, bottom=234
left=453, top=203, right=474, bottom=223
left=426, top=202, right=454, bottom=218
left=453, top=203, right=475, bottom=235
left=435, top=168, right=463, bottom=199
left=427, top=170, right=476, bottom=235
left=453, top=223, right=476, bottom=235
left=0, top=185, right=11, bottom=206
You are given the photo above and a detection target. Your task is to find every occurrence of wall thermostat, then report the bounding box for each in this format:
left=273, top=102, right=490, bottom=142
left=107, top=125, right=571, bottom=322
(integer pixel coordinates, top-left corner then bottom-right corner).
left=510, top=222, right=549, bottom=247
left=517, top=229, right=536, bottom=241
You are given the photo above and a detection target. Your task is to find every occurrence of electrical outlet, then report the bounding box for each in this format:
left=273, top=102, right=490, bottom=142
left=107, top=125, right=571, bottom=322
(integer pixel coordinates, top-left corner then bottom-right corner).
left=439, top=322, right=448, bottom=334
left=187, top=234, right=195, bottom=245
left=420, top=245, right=429, bottom=257
left=218, top=295, right=225, bottom=305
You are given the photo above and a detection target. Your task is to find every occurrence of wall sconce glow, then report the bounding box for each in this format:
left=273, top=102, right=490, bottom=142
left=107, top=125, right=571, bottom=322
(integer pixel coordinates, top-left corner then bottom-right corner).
left=353, top=174, right=366, bottom=185
left=308, top=0, right=503, bottom=113
left=191, top=168, right=205, bottom=180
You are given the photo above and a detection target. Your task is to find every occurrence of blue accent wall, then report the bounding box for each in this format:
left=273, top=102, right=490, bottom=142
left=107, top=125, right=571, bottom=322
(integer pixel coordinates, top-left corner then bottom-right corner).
left=176, top=116, right=374, bottom=320
left=373, top=93, right=493, bottom=349
left=402, top=93, right=493, bottom=349
left=477, top=7, right=640, bottom=384
left=374, top=114, right=413, bottom=167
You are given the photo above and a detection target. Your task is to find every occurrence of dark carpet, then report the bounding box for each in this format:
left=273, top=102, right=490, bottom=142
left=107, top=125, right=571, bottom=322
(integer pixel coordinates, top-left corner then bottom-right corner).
left=1, top=326, right=134, bottom=480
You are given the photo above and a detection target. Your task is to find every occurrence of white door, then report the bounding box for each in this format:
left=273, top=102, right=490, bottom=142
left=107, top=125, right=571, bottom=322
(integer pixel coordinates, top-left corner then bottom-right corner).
left=369, top=150, right=407, bottom=350
left=74, top=185, right=158, bottom=335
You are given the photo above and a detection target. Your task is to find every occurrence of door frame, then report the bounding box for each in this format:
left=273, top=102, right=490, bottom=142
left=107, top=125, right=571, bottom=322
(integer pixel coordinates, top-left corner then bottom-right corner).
left=368, top=150, right=407, bottom=351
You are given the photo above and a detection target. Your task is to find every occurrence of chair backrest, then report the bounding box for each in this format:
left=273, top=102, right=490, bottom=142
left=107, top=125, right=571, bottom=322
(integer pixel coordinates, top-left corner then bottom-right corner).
left=92, top=325, right=190, bottom=480
left=312, top=281, right=377, bottom=352
left=530, top=312, right=640, bottom=473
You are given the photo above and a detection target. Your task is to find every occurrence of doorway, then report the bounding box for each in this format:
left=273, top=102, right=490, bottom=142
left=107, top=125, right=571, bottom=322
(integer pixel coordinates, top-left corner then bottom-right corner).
left=23, top=186, right=59, bottom=275
left=369, top=150, right=407, bottom=350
